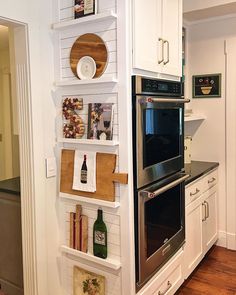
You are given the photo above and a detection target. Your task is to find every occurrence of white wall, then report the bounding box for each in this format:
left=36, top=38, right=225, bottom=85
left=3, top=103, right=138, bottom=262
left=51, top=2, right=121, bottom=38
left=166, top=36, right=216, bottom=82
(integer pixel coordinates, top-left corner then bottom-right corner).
left=0, top=1, right=56, bottom=295
left=185, top=16, right=236, bottom=248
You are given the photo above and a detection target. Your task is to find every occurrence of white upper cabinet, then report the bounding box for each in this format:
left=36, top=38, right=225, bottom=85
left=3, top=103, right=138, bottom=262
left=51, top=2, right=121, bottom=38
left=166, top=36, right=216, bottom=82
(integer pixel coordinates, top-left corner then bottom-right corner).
left=132, top=0, right=182, bottom=78
left=132, top=0, right=162, bottom=74
left=162, top=0, right=182, bottom=77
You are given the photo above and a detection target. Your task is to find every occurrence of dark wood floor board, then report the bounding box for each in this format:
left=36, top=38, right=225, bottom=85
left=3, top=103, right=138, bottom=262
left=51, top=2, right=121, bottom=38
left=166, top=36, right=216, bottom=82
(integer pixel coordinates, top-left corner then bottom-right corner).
left=176, top=246, right=236, bottom=295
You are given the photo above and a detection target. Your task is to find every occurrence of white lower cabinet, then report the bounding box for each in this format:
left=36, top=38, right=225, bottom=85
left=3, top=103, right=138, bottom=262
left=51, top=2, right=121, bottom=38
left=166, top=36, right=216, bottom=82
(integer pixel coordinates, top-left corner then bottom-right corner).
left=137, top=250, right=184, bottom=295
left=184, top=169, right=218, bottom=279
left=202, top=189, right=218, bottom=253
left=184, top=195, right=204, bottom=277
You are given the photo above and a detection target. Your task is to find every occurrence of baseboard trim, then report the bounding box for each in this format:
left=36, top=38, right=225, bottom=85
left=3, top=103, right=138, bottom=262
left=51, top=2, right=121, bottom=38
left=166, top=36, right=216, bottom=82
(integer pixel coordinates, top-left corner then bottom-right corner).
left=217, top=230, right=236, bottom=250
left=226, top=232, right=236, bottom=250
left=217, top=231, right=227, bottom=247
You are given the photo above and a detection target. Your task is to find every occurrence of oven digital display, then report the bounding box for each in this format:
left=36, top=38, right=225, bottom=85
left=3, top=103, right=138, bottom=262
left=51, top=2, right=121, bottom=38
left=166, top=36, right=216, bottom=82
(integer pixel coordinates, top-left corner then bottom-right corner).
left=158, top=83, right=168, bottom=91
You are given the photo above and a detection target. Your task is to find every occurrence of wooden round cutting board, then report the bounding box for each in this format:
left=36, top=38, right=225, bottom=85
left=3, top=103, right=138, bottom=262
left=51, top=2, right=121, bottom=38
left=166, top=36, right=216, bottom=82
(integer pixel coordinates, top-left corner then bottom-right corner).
left=70, top=33, right=108, bottom=79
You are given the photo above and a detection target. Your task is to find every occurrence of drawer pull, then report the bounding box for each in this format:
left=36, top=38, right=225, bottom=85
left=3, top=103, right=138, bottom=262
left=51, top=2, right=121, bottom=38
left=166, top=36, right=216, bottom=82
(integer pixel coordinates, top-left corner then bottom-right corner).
left=205, top=201, right=209, bottom=219
left=202, top=202, right=207, bottom=221
left=190, top=188, right=200, bottom=196
left=158, top=38, right=164, bottom=64
left=158, top=281, right=172, bottom=295
left=208, top=177, right=216, bottom=184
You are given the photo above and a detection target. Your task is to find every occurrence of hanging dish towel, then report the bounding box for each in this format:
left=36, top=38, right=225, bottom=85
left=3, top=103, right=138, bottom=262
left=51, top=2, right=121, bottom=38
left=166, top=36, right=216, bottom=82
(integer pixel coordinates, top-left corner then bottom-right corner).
left=72, top=150, right=97, bottom=192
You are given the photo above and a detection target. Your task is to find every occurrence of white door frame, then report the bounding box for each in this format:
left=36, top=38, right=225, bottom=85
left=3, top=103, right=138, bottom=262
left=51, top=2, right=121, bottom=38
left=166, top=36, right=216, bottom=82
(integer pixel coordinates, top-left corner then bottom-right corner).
left=0, top=17, right=40, bottom=295
left=225, top=37, right=236, bottom=250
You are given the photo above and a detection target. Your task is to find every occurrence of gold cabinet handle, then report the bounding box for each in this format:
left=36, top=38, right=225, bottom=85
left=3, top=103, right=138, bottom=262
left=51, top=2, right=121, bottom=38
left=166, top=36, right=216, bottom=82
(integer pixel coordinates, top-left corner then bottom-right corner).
left=158, top=38, right=164, bottom=64
left=205, top=201, right=209, bottom=219
left=190, top=188, right=200, bottom=196
left=163, top=40, right=170, bottom=65
left=208, top=177, right=216, bottom=184
left=158, top=281, right=172, bottom=295
left=202, top=202, right=207, bottom=221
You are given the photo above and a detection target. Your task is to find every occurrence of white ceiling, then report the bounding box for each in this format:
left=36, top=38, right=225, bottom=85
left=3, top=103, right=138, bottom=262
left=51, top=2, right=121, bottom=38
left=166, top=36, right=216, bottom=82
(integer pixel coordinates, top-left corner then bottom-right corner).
left=184, top=2, right=236, bottom=23
left=0, top=25, right=9, bottom=51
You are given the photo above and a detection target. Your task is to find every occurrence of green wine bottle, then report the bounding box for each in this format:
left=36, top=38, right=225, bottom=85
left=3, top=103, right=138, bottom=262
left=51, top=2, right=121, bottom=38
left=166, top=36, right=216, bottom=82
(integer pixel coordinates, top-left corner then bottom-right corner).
left=93, top=209, right=107, bottom=259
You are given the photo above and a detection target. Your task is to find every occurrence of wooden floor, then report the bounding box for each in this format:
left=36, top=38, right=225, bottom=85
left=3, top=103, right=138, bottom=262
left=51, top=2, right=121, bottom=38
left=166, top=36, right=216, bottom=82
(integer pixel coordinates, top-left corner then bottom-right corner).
left=176, top=246, right=236, bottom=295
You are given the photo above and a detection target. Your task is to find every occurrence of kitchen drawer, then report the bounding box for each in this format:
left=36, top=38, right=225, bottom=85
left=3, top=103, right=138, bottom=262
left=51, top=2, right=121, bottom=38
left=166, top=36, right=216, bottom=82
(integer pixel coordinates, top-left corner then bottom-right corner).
left=202, top=169, right=218, bottom=192
left=137, top=249, right=184, bottom=295
left=153, top=263, right=182, bottom=295
left=185, top=179, right=204, bottom=206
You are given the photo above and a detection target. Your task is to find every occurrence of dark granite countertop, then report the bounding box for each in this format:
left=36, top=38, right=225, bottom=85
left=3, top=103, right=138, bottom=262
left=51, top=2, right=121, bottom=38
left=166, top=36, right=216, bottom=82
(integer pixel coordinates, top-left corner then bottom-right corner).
left=0, top=177, right=20, bottom=195
left=185, top=161, right=219, bottom=185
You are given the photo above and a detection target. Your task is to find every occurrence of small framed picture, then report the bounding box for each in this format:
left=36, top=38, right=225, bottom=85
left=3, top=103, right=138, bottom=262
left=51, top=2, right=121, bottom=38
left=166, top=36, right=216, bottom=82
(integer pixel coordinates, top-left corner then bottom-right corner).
left=73, top=266, right=105, bottom=295
left=74, top=0, right=97, bottom=19
left=192, top=74, right=221, bottom=98
left=87, top=103, right=114, bottom=141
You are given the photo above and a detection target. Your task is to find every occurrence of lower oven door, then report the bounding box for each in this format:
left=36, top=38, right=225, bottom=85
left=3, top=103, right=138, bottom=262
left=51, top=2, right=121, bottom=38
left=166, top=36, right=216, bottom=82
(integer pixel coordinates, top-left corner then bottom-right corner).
left=137, top=173, right=189, bottom=289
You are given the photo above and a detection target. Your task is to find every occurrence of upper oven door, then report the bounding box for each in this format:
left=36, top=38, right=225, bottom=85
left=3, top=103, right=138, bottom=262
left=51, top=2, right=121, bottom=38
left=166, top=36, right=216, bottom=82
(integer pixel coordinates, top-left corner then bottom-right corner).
left=136, top=96, right=189, bottom=188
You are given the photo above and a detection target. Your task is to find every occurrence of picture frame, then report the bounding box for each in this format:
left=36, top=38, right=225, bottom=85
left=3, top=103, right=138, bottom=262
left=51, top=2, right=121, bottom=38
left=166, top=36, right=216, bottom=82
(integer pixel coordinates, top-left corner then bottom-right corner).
left=192, top=74, right=221, bottom=98
left=87, top=103, right=114, bottom=141
left=73, top=266, right=105, bottom=295
left=74, top=0, right=97, bottom=19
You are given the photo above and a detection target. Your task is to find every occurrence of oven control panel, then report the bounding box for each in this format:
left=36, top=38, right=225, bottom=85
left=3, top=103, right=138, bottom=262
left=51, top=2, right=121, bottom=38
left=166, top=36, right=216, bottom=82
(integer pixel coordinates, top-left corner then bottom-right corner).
left=141, top=77, right=182, bottom=96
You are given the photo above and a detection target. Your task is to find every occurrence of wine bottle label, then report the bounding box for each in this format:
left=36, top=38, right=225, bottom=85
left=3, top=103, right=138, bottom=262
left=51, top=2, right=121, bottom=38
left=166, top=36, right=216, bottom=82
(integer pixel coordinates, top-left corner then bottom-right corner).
left=94, top=230, right=106, bottom=246
left=81, top=170, right=87, bottom=182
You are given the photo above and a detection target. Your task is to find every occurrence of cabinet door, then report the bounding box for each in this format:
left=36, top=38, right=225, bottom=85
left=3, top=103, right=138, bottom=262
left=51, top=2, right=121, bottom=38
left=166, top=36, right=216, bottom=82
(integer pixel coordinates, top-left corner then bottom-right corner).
left=184, top=199, right=204, bottom=279
left=161, top=0, right=182, bottom=77
left=132, top=0, right=162, bottom=73
left=203, top=190, right=218, bottom=253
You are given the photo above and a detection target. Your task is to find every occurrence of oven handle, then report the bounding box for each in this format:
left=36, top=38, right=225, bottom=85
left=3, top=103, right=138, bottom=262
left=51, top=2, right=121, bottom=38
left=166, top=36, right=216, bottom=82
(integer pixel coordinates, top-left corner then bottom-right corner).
left=139, top=97, right=190, bottom=104
left=141, top=174, right=189, bottom=199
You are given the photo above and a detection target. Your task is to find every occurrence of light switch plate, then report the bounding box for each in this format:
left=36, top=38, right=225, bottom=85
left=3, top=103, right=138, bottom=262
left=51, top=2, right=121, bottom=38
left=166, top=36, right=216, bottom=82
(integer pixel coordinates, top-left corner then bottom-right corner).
left=46, top=157, right=57, bottom=178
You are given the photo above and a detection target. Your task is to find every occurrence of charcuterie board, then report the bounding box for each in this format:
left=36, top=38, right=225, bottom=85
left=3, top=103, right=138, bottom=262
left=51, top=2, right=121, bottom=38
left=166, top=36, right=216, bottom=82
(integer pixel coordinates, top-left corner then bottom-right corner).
left=60, top=149, right=128, bottom=202
left=70, top=33, right=108, bottom=79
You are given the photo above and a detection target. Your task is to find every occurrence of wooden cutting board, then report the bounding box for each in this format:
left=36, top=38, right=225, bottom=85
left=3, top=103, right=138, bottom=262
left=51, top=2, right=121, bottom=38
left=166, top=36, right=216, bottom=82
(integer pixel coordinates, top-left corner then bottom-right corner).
left=70, top=33, right=108, bottom=79
left=60, top=149, right=128, bottom=202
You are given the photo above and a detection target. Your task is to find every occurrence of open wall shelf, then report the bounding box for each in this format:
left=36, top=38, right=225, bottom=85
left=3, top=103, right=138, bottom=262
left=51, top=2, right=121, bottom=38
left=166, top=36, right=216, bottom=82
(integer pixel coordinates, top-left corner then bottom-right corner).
left=59, top=193, right=120, bottom=209
left=57, top=138, right=119, bottom=146
left=52, top=10, right=117, bottom=30
left=61, top=245, right=121, bottom=270
left=55, top=76, right=117, bottom=87
left=184, top=114, right=206, bottom=122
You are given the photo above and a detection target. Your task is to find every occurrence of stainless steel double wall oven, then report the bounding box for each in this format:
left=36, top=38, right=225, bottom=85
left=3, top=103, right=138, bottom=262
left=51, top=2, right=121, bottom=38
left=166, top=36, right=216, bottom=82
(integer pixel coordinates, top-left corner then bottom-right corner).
left=132, top=76, right=189, bottom=290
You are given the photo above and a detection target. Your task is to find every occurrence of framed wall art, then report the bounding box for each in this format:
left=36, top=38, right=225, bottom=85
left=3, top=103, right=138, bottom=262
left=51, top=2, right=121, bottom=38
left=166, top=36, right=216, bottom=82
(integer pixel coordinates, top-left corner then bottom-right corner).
left=192, top=73, right=221, bottom=98
left=73, top=266, right=105, bottom=295
left=74, top=0, right=97, bottom=19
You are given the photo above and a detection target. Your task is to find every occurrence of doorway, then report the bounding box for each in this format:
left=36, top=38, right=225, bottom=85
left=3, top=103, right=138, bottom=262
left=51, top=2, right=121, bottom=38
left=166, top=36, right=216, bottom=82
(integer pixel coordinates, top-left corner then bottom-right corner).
left=0, top=25, right=20, bottom=181
left=0, top=18, right=39, bottom=295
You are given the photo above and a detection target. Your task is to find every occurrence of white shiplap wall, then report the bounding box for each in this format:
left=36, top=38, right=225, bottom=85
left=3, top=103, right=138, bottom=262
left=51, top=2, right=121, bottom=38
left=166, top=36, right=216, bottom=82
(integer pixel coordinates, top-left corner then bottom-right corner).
left=62, top=202, right=121, bottom=261
left=59, top=21, right=117, bottom=81
left=55, top=0, right=124, bottom=294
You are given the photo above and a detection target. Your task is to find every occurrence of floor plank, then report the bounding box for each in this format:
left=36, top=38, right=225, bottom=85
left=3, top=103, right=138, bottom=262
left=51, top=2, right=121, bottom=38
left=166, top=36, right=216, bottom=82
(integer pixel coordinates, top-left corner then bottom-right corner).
left=176, top=246, right=236, bottom=295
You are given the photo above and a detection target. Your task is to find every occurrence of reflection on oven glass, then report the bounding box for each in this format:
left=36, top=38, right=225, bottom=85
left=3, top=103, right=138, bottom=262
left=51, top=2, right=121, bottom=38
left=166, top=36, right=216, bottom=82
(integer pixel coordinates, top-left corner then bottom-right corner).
left=145, top=185, right=181, bottom=258
left=143, top=109, right=181, bottom=169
